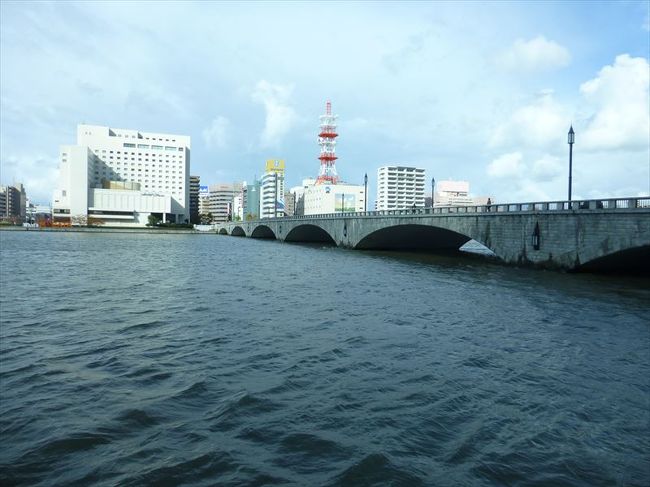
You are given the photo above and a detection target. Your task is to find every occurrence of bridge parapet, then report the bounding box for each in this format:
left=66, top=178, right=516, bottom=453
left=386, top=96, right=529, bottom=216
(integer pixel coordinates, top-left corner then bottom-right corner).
left=217, top=196, right=650, bottom=272
left=272, top=196, right=649, bottom=221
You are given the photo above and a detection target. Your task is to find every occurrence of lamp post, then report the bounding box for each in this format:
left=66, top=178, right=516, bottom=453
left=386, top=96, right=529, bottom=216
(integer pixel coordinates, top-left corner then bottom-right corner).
left=364, top=173, right=368, bottom=212
left=568, top=125, right=575, bottom=202
left=340, top=193, right=345, bottom=213
left=431, top=177, right=436, bottom=208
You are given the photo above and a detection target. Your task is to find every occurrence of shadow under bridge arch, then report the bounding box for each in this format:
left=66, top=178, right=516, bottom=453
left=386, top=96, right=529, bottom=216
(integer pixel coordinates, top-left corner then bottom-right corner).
left=354, top=224, right=474, bottom=252
left=250, top=225, right=276, bottom=239
left=231, top=226, right=246, bottom=237
left=284, top=224, right=336, bottom=245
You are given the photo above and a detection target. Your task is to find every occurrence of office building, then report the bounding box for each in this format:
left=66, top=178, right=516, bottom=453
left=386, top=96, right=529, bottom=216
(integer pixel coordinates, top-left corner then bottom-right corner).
left=260, top=160, right=285, bottom=219
left=244, top=180, right=260, bottom=220
left=304, top=183, right=365, bottom=215
left=283, top=191, right=296, bottom=216
left=0, top=183, right=26, bottom=222
left=434, top=180, right=474, bottom=206
left=202, top=182, right=243, bottom=222
left=52, top=124, right=190, bottom=226
left=189, top=175, right=200, bottom=223
left=289, top=178, right=316, bottom=217
left=376, top=166, right=425, bottom=210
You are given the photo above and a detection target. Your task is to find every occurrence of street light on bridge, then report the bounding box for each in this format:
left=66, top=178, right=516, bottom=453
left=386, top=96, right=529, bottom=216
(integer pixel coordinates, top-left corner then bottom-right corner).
left=568, top=125, right=575, bottom=202
left=431, top=177, right=436, bottom=208
left=364, top=173, right=368, bottom=212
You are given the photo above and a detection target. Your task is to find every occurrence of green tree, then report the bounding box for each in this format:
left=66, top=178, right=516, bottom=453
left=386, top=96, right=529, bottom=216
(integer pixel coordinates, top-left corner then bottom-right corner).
left=147, top=214, right=162, bottom=226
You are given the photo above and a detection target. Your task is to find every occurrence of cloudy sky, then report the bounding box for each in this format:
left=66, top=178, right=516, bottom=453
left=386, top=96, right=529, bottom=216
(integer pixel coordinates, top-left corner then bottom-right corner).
left=1, top=1, right=649, bottom=204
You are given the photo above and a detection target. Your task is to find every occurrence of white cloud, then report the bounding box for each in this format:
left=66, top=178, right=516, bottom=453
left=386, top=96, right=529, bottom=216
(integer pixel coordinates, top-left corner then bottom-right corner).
left=1, top=154, right=58, bottom=203
left=202, top=116, right=230, bottom=149
left=579, top=54, right=649, bottom=151
left=499, top=36, right=571, bottom=72
left=251, top=80, right=298, bottom=148
left=487, top=152, right=523, bottom=178
left=532, top=154, right=563, bottom=182
left=490, top=90, right=568, bottom=150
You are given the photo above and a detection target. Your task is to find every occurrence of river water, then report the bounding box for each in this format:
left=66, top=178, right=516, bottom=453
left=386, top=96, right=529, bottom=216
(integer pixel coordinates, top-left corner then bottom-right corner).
left=0, top=231, right=648, bottom=486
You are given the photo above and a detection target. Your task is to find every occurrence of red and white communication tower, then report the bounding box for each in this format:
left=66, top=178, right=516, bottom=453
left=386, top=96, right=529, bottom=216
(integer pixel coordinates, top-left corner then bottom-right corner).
left=315, top=100, right=339, bottom=185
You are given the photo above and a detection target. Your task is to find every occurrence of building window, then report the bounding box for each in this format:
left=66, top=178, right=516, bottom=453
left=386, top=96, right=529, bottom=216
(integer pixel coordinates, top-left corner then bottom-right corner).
left=152, top=145, right=163, bottom=150
left=137, top=144, right=149, bottom=149
left=165, top=146, right=176, bottom=151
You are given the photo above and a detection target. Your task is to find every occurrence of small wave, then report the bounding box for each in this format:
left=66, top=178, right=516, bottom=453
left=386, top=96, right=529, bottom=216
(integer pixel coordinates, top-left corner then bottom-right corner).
left=115, top=408, right=160, bottom=428
left=28, top=432, right=112, bottom=457
left=122, top=451, right=238, bottom=486
left=206, top=391, right=282, bottom=431
left=173, top=381, right=209, bottom=401
left=119, top=320, right=165, bottom=333
left=330, top=453, right=424, bottom=486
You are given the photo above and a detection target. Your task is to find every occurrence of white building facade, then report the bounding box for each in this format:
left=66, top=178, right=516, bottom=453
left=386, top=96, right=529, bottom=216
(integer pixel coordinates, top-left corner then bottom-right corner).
left=260, top=171, right=285, bottom=219
left=376, top=166, right=425, bottom=210
left=52, top=124, right=190, bottom=226
left=303, top=183, right=365, bottom=215
left=434, top=180, right=474, bottom=207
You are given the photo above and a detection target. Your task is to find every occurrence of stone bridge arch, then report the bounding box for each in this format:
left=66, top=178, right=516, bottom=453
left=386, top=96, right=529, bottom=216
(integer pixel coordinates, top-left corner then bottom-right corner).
left=218, top=228, right=228, bottom=235
left=353, top=223, right=476, bottom=251
left=285, top=224, right=336, bottom=244
left=231, top=226, right=246, bottom=237
left=250, top=224, right=276, bottom=239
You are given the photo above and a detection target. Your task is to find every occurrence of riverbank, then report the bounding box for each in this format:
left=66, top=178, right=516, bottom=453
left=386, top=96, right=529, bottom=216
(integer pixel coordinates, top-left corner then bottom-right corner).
left=0, top=226, right=213, bottom=235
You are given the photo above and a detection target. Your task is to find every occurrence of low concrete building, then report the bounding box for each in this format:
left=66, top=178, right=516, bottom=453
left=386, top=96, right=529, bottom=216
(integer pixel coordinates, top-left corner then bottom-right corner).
left=304, top=183, right=365, bottom=215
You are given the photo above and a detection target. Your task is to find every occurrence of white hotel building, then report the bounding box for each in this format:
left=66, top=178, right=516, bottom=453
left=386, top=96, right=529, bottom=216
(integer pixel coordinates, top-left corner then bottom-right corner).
left=52, top=124, right=190, bottom=226
left=376, top=165, right=426, bottom=210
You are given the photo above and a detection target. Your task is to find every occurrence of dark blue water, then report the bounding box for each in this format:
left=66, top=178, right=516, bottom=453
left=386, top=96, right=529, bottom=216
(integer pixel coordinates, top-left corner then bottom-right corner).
left=1, top=231, right=649, bottom=486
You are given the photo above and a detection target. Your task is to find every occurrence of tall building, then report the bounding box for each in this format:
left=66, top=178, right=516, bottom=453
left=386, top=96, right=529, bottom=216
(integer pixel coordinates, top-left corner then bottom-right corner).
left=189, top=175, right=200, bottom=223
left=52, top=124, right=190, bottom=226
left=283, top=191, right=296, bottom=216
left=376, top=166, right=425, bottom=210
left=0, top=183, right=27, bottom=222
left=203, top=183, right=243, bottom=222
left=289, top=178, right=316, bottom=217
left=304, top=102, right=365, bottom=215
left=244, top=180, right=261, bottom=220
left=260, top=160, right=285, bottom=219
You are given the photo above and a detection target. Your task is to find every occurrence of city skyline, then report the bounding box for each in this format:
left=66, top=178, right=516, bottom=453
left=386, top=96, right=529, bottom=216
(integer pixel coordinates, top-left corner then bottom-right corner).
left=1, top=1, right=649, bottom=204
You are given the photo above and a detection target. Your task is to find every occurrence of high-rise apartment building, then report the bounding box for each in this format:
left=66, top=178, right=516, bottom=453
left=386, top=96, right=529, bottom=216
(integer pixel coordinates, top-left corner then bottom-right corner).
left=260, top=160, right=285, bottom=219
left=189, top=175, right=200, bottom=223
left=376, top=166, right=425, bottom=210
left=52, top=124, right=190, bottom=226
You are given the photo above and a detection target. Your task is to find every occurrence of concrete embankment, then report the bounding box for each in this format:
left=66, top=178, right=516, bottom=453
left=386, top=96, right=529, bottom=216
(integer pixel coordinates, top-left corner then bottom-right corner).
left=0, top=226, right=215, bottom=235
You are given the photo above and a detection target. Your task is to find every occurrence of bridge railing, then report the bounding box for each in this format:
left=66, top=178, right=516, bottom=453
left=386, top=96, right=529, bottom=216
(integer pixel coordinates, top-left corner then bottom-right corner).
left=227, top=196, right=649, bottom=224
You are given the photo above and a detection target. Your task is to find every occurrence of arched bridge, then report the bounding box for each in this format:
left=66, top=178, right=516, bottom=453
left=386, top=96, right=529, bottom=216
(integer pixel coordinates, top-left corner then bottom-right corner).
left=216, top=197, right=650, bottom=272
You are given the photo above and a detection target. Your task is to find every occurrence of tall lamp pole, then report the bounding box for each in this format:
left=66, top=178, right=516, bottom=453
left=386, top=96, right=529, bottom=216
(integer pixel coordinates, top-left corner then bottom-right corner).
left=431, top=177, right=436, bottom=207
left=568, top=125, right=575, bottom=202
left=364, top=173, right=368, bottom=212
